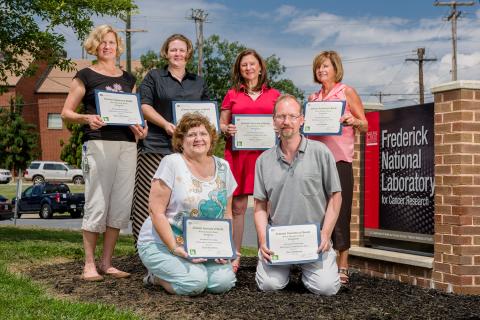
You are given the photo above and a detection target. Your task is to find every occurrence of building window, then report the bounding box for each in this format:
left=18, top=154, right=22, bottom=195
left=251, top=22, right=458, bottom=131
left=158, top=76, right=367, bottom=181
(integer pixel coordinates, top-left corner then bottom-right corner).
left=47, top=113, right=62, bottom=129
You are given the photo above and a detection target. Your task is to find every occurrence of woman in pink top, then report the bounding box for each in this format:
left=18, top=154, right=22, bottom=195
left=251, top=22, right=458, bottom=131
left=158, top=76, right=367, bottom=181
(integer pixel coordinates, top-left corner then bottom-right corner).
left=220, top=49, right=280, bottom=273
left=308, top=51, right=368, bottom=284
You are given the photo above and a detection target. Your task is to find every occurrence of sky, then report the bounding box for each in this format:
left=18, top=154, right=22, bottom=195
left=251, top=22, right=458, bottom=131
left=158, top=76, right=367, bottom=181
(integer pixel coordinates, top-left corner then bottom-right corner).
left=60, top=0, right=480, bottom=107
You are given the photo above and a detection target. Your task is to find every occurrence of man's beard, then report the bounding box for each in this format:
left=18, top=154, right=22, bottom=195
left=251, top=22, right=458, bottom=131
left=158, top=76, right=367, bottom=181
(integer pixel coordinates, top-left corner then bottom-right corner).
left=279, top=127, right=295, bottom=139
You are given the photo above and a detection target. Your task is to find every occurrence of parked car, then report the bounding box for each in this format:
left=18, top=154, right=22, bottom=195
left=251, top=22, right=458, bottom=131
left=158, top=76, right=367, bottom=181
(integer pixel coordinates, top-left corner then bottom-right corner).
left=0, top=195, right=13, bottom=220
left=24, top=161, right=84, bottom=185
left=13, top=183, right=85, bottom=219
left=0, top=169, right=12, bottom=184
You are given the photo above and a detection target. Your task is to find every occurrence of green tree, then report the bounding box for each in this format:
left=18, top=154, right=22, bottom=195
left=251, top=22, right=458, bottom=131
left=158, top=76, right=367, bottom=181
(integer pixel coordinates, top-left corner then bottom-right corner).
left=0, top=0, right=136, bottom=92
left=0, top=97, right=39, bottom=174
left=60, top=106, right=85, bottom=168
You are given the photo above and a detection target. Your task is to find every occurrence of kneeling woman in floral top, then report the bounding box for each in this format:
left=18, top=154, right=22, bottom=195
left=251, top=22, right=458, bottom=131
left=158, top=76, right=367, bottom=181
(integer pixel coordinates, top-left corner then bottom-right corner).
left=137, top=113, right=238, bottom=295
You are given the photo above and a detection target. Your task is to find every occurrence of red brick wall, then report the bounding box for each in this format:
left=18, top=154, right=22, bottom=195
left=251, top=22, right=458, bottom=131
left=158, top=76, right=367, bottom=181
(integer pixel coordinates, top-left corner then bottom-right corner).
left=15, top=61, right=49, bottom=128
left=37, top=93, right=71, bottom=161
left=0, top=87, right=16, bottom=108
left=351, top=133, right=362, bottom=246
left=432, top=85, right=480, bottom=295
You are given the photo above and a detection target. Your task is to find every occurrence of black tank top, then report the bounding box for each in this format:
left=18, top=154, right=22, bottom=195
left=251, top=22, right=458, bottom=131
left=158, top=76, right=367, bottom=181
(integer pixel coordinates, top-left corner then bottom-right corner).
left=74, top=67, right=136, bottom=142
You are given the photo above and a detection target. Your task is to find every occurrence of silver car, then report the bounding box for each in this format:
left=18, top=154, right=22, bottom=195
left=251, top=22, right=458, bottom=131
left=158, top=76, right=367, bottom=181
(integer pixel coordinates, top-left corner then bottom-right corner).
left=0, top=169, right=12, bottom=184
left=24, top=161, right=84, bottom=185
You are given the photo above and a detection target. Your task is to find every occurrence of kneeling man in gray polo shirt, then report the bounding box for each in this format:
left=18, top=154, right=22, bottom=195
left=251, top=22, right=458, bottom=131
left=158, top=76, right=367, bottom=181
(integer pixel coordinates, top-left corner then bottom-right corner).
left=254, top=94, right=342, bottom=295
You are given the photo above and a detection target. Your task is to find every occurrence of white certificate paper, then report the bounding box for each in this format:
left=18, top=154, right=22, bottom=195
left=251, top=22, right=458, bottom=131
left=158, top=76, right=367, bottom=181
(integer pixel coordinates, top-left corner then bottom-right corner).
left=232, top=115, right=276, bottom=150
left=183, top=218, right=236, bottom=259
left=303, top=101, right=345, bottom=135
left=172, top=101, right=219, bottom=132
left=267, top=224, right=320, bottom=265
left=95, top=90, right=144, bottom=126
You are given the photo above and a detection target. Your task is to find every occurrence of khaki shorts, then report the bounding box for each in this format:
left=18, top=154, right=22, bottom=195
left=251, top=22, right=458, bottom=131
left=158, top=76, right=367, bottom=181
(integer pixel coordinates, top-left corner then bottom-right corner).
left=82, top=140, right=136, bottom=233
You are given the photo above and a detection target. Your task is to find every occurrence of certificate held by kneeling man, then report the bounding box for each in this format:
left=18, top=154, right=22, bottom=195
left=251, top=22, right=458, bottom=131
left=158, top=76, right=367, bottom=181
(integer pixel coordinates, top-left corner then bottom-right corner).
left=183, top=217, right=237, bottom=259
left=267, top=223, right=320, bottom=265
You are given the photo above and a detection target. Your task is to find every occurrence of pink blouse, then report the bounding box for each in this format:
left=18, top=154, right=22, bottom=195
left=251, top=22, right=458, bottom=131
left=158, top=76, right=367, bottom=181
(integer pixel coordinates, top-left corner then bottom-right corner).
left=309, top=82, right=355, bottom=163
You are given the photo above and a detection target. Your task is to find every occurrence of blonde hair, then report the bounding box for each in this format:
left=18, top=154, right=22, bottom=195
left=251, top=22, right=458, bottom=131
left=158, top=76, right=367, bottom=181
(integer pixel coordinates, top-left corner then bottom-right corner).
left=160, top=34, right=194, bottom=62
left=84, top=25, right=124, bottom=57
left=312, top=50, right=344, bottom=83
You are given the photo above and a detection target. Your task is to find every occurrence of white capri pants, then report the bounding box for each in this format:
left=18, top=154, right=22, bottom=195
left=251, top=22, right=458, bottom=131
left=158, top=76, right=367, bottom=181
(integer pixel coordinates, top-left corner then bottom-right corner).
left=255, top=247, right=340, bottom=296
left=82, top=140, right=136, bottom=233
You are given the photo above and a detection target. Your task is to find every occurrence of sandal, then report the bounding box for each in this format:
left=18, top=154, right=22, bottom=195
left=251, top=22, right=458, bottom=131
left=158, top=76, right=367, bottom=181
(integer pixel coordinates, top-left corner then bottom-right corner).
left=338, top=268, right=349, bottom=285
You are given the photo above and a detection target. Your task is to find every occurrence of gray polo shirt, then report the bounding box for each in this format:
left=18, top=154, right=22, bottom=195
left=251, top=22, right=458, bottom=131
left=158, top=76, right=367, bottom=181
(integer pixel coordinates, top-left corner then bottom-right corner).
left=254, top=135, right=341, bottom=227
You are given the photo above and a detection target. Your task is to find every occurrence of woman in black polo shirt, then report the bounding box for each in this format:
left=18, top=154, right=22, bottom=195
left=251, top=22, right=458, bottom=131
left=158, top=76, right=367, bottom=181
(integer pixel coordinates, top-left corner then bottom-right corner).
left=132, top=34, right=210, bottom=244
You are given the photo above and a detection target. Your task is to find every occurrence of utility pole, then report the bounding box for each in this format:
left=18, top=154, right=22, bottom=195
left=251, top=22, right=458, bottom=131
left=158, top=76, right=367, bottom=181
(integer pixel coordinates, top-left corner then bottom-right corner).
left=126, top=11, right=132, bottom=73
left=119, top=10, right=147, bottom=73
left=434, top=1, right=475, bottom=81
left=405, top=48, right=437, bottom=104
left=188, top=9, right=208, bottom=76
left=374, top=92, right=384, bottom=104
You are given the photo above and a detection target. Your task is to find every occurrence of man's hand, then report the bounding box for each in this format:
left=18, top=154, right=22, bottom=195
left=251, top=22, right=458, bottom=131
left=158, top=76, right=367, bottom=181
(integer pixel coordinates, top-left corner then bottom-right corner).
left=259, top=243, right=274, bottom=262
left=318, top=232, right=332, bottom=253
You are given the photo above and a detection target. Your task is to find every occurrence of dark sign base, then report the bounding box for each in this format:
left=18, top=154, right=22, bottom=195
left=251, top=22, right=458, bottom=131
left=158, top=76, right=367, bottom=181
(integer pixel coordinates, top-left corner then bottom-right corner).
left=365, top=237, right=433, bottom=257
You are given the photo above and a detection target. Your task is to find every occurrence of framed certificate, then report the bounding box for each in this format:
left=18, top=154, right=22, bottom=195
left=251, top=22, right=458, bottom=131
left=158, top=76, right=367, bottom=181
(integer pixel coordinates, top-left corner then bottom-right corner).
left=183, top=217, right=237, bottom=259
left=266, top=223, right=321, bottom=265
left=94, top=90, right=144, bottom=126
left=232, top=114, right=276, bottom=150
left=172, top=101, right=220, bottom=132
left=303, top=101, right=346, bottom=135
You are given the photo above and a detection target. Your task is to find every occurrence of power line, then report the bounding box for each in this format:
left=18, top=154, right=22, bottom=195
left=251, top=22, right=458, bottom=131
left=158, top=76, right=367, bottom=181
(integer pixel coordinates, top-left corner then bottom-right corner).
left=285, top=51, right=412, bottom=69
left=434, top=1, right=476, bottom=80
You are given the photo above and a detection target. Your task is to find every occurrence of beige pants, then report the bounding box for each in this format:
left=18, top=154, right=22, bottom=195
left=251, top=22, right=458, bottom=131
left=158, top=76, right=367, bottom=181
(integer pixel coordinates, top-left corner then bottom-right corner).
left=82, top=140, right=136, bottom=233
left=255, top=246, right=340, bottom=296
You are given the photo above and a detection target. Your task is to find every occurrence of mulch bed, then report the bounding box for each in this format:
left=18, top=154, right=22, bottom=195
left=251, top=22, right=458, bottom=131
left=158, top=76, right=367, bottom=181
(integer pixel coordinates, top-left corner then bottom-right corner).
left=28, top=256, right=480, bottom=320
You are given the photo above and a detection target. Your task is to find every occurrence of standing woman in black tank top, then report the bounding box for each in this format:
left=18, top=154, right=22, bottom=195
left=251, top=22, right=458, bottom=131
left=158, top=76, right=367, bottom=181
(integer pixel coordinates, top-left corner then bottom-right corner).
left=61, top=25, right=147, bottom=281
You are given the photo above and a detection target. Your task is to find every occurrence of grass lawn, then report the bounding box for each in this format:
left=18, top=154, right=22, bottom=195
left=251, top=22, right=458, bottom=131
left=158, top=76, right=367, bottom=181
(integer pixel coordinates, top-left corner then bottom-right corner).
left=0, top=226, right=139, bottom=319
left=0, top=225, right=257, bottom=319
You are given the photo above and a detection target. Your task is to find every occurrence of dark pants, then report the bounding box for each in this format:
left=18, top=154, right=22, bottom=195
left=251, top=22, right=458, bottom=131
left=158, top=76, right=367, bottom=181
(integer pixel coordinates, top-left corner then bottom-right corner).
left=332, top=161, right=353, bottom=251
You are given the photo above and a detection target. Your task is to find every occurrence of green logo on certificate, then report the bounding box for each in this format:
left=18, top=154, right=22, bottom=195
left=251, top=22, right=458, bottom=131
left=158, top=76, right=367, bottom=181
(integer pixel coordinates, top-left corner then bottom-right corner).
left=237, top=141, right=242, bottom=146
left=305, top=126, right=310, bottom=131
left=103, top=116, right=109, bottom=121
left=272, top=254, right=278, bottom=261
left=189, top=249, right=196, bottom=255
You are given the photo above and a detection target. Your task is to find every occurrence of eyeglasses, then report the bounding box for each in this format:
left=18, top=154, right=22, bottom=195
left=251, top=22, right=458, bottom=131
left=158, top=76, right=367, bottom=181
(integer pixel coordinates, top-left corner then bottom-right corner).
left=274, top=114, right=302, bottom=122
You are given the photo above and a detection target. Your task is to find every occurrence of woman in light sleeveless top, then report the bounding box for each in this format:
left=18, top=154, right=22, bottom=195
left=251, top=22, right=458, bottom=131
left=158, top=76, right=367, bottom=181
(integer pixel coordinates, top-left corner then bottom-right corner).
left=308, top=51, right=368, bottom=285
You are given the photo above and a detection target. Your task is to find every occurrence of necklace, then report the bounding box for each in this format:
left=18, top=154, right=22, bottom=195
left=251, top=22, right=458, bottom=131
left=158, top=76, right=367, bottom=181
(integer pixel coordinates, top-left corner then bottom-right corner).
left=169, top=68, right=185, bottom=81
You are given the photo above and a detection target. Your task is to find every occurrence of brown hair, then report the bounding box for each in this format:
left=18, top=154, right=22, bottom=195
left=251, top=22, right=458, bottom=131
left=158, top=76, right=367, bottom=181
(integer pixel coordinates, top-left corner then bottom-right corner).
left=312, top=50, right=344, bottom=83
left=160, top=34, right=194, bottom=62
left=232, top=49, right=268, bottom=92
left=172, top=113, right=218, bottom=156
left=84, top=25, right=124, bottom=57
